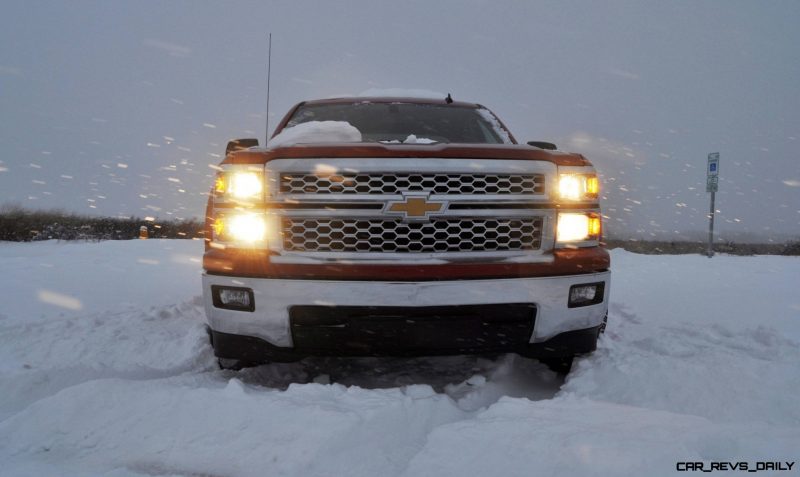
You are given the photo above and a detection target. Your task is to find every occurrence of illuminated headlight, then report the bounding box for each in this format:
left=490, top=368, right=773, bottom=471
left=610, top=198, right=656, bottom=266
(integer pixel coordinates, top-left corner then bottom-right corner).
left=559, top=174, right=599, bottom=201
left=557, top=212, right=601, bottom=243
left=213, top=213, right=267, bottom=243
left=215, top=171, right=264, bottom=199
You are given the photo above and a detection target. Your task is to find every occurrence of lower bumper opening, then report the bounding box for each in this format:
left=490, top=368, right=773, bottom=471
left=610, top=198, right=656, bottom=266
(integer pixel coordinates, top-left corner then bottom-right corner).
left=289, top=303, right=536, bottom=355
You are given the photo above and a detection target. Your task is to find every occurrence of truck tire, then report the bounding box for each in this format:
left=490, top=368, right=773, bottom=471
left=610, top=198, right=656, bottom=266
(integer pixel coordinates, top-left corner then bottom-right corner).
left=217, top=358, right=259, bottom=371
left=207, top=326, right=261, bottom=370
left=539, top=356, right=574, bottom=375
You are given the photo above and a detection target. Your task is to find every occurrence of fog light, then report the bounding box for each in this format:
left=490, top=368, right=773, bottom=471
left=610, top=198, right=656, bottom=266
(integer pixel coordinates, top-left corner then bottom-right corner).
left=571, top=285, right=596, bottom=302
left=220, top=289, right=250, bottom=306
left=211, top=285, right=255, bottom=312
left=568, top=282, right=605, bottom=308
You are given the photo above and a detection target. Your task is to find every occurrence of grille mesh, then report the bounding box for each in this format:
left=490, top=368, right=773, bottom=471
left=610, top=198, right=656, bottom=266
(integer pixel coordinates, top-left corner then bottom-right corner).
left=282, top=217, right=543, bottom=253
left=280, top=173, right=545, bottom=195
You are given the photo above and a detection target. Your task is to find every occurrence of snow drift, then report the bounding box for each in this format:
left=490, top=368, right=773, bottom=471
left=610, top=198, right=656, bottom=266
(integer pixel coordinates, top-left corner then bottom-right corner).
left=0, top=240, right=798, bottom=476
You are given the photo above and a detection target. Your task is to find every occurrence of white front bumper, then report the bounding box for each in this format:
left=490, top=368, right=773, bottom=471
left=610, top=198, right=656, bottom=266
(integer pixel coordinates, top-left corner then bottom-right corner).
left=202, top=272, right=610, bottom=348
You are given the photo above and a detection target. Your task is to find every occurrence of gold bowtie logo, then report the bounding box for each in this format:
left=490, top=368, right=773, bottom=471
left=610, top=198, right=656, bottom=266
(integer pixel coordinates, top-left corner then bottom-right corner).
left=385, top=196, right=446, bottom=220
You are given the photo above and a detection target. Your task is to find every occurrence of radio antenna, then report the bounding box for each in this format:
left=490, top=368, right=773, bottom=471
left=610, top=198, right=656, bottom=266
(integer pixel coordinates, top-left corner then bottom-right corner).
left=265, top=33, right=272, bottom=146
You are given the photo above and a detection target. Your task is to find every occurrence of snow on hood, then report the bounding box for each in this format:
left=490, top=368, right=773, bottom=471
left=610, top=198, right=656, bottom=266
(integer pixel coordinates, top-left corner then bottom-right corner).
left=378, top=135, right=439, bottom=145
left=269, top=121, right=362, bottom=148
left=402, top=134, right=437, bottom=144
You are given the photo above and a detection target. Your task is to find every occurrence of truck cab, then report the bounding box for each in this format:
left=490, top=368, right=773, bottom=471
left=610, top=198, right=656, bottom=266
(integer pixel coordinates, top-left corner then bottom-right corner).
left=202, top=96, right=610, bottom=373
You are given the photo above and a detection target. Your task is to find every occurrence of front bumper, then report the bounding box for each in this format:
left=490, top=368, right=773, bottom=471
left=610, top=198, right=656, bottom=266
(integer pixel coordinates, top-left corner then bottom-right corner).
left=209, top=324, right=603, bottom=362
left=202, top=271, right=610, bottom=358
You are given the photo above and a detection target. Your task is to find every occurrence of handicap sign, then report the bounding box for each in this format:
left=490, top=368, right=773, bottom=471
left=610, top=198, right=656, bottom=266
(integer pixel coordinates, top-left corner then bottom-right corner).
left=707, top=153, right=720, bottom=191
left=707, top=153, right=720, bottom=177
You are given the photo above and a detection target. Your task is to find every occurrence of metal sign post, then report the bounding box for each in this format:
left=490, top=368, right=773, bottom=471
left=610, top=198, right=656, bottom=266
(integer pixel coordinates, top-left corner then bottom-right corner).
left=706, top=153, right=720, bottom=258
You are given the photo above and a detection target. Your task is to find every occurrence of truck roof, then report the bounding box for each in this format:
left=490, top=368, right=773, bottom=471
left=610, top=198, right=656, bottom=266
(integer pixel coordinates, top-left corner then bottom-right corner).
left=225, top=96, right=593, bottom=167
left=300, top=96, right=483, bottom=109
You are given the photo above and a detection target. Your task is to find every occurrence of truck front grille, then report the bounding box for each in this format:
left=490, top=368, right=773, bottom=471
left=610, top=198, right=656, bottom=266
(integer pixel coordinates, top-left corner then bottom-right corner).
left=282, top=217, right=543, bottom=253
left=279, top=173, right=545, bottom=195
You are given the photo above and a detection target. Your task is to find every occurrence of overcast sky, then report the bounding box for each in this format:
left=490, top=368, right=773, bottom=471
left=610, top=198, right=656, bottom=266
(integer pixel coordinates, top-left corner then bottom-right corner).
left=1, top=0, right=798, bottom=241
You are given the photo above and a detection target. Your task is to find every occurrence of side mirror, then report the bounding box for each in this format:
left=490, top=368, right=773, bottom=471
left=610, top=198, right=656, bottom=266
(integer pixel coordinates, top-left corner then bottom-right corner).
left=225, top=138, right=260, bottom=156
left=527, top=141, right=557, bottom=151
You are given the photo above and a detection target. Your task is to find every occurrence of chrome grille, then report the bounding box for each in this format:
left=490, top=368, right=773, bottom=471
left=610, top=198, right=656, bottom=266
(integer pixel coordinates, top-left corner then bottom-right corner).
left=279, top=173, right=545, bottom=195
left=282, top=217, right=543, bottom=253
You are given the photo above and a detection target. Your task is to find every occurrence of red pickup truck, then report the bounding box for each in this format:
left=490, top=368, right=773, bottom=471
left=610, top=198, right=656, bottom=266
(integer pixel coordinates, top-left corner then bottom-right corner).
left=202, top=96, right=610, bottom=373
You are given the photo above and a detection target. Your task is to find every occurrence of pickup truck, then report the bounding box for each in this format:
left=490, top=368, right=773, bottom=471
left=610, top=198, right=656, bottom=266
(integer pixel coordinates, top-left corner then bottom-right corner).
left=202, top=96, right=610, bottom=373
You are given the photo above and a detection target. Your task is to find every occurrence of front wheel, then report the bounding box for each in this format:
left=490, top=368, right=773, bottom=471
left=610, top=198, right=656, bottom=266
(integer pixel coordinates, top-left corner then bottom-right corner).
left=538, top=356, right=574, bottom=375
left=208, top=326, right=261, bottom=370
left=217, top=358, right=260, bottom=371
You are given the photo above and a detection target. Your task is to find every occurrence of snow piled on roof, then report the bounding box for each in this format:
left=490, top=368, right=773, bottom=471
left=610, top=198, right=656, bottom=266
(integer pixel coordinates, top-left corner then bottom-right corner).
left=269, top=121, right=361, bottom=148
left=358, top=88, right=447, bottom=99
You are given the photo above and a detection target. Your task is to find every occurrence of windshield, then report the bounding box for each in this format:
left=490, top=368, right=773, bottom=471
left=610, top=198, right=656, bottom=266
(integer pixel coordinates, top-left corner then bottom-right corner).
left=284, top=102, right=512, bottom=144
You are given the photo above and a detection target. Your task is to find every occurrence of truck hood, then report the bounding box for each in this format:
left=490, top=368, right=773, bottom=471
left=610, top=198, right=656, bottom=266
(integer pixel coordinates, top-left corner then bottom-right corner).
left=222, top=143, right=590, bottom=167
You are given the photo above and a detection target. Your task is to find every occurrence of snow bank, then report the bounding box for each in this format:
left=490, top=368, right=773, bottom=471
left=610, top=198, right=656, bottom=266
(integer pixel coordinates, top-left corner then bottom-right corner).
left=0, top=239, right=203, bottom=323
left=405, top=396, right=799, bottom=477
left=0, top=378, right=465, bottom=477
left=0, top=243, right=798, bottom=476
left=563, top=250, right=800, bottom=426
left=0, top=240, right=210, bottom=422
left=269, top=121, right=361, bottom=148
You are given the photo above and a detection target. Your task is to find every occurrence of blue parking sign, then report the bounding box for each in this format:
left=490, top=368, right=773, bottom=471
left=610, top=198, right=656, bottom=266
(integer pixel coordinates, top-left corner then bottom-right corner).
left=707, top=153, right=720, bottom=177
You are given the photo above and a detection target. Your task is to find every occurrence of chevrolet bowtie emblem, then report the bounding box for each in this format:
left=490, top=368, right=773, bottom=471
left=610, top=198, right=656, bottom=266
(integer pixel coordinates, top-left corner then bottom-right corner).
left=384, top=196, right=446, bottom=220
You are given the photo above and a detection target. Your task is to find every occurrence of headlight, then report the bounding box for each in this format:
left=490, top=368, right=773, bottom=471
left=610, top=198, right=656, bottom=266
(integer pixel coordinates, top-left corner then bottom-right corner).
left=558, top=174, right=599, bottom=201
left=213, top=213, right=267, bottom=243
left=557, top=212, right=601, bottom=243
left=215, top=171, right=264, bottom=200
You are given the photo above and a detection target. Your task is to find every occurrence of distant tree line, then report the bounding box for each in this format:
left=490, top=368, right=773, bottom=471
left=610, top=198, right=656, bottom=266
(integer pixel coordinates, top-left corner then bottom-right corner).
left=605, top=239, right=800, bottom=256
left=0, top=206, right=204, bottom=242
left=1, top=206, right=798, bottom=255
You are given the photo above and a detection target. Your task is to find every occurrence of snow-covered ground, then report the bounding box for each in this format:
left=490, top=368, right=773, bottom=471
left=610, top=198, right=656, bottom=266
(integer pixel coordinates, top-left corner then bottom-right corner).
left=0, top=240, right=798, bottom=476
